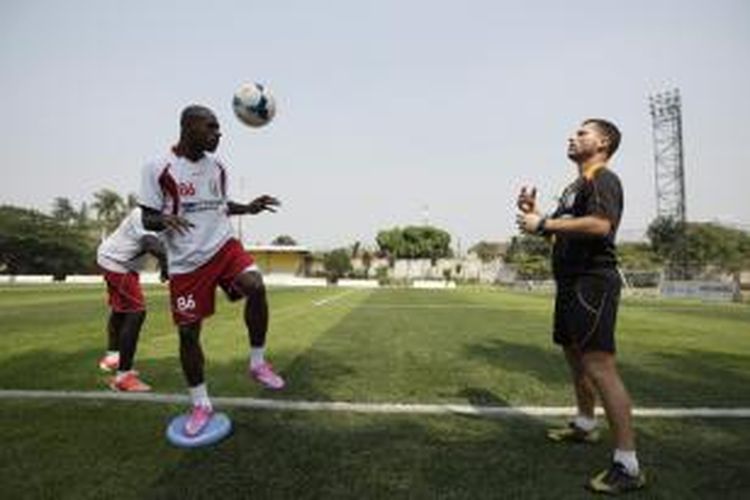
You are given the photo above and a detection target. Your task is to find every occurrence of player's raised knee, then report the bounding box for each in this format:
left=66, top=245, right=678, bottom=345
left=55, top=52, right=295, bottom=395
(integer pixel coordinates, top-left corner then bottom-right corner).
left=236, top=270, right=265, bottom=298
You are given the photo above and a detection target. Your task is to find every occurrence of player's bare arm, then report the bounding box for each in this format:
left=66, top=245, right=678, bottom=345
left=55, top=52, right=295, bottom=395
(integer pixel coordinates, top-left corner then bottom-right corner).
left=140, top=234, right=169, bottom=282
left=227, top=195, right=281, bottom=215
left=140, top=205, right=194, bottom=235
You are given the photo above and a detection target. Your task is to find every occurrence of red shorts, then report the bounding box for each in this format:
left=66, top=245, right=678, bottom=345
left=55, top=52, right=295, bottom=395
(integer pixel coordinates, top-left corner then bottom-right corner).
left=169, top=239, right=256, bottom=325
left=103, top=270, right=145, bottom=312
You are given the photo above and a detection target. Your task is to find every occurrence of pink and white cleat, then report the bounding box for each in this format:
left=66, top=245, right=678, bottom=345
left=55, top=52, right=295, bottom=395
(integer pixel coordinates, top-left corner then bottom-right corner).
left=98, top=353, right=120, bottom=373
left=249, top=362, right=285, bottom=390
left=109, top=371, right=152, bottom=392
left=184, top=405, right=214, bottom=437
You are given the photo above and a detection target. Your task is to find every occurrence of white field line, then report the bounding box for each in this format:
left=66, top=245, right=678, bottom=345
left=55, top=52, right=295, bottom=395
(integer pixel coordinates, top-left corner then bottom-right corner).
left=312, top=290, right=355, bottom=307
left=1, top=390, right=749, bottom=418
left=354, top=304, right=507, bottom=310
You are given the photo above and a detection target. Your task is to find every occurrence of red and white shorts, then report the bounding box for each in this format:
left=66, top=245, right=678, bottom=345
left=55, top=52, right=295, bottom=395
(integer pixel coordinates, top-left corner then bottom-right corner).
left=168, top=238, right=256, bottom=325
left=103, top=270, right=145, bottom=313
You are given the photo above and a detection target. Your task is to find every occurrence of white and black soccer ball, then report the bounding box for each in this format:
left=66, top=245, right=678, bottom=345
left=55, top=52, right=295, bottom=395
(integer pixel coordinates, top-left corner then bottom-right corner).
left=232, top=82, right=276, bottom=127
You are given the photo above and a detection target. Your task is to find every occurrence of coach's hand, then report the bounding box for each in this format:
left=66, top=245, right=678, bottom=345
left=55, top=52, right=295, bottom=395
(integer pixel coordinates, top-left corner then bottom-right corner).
left=517, top=186, right=538, bottom=214
left=248, top=195, right=281, bottom=214
left=516, top=212, right=544, bottom=235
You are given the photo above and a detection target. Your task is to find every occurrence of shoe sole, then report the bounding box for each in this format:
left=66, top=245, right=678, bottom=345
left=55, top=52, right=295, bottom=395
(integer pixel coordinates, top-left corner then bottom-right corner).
left=252, top=376, right=285, bottom=390
left=586, top=481, right=646, bottom=495
left=547, top=430, right=601, bottom=444
left=249, top=371, right=285, bottom=390
left=107, top=379, right=151, bottom=392
left=587, top=471, right=646, bottom=494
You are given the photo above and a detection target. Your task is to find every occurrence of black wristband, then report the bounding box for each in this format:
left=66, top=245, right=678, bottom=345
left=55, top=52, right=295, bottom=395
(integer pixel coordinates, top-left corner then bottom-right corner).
left=536, top=216, right=548, bottom=236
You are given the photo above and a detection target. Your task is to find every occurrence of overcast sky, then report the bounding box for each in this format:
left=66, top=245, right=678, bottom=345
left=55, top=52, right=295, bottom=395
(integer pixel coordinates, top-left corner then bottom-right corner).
left=1, top=0, right=748, bottom=250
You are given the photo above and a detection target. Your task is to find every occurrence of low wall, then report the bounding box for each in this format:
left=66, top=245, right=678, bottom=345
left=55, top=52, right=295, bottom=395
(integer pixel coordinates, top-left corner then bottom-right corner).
left=660, top=280, right=737, bottom=302
left=0, top=275, right=54, bottom=284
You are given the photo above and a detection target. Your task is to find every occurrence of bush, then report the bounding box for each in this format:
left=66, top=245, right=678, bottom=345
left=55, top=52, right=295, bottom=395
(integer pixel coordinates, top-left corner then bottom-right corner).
left=323, top=248, right=353, bottom=282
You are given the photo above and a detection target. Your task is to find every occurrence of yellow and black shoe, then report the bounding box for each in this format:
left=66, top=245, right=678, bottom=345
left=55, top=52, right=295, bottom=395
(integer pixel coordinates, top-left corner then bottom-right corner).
left=547, top=422, right=601, bottom=444
left=588, top=462, right=646, bottom=495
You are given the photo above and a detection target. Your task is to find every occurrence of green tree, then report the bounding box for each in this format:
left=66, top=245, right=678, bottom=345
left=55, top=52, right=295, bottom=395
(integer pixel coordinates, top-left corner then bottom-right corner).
left=683, top=223, right=750, bottom=301
left=76, top=202, right=90, bottom=227
left=51, top=197, right=78, bottom=225
left=323, top=248, right=353, bottom=283
left=91, top=189, right=125, bottom=235
left=126, top=193, right=139, bottom=210
left=272, top=235, right=298, bottom=246
left=376, top=225, right=452, bottom=264
left=375, top=228, right=403, bottom=262
left=648, top=218, right=750, bottom=300
left=0, top=205, right=96, bottom=278
left=504, top=235, right=552, bottom=280
left=469, top=241, right=504, bottom=263
left=617, top=242, right=661, bottom=271
left=647, top=216, right=689, bottom=277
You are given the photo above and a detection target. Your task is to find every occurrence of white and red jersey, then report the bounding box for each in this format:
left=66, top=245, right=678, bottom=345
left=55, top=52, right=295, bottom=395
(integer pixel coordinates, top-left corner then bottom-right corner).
left=138, top=150, right=234, bottom=274
left=97, top=207, right=159, bottom=273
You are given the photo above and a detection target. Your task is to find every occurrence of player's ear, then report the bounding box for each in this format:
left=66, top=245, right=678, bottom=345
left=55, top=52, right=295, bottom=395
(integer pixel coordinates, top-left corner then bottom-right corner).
left=597, top=135, right=610, bottom=156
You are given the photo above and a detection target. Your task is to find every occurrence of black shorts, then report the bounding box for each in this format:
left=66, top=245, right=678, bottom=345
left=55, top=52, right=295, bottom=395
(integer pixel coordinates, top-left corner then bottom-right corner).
left=553, top=270, right=621, bottom=353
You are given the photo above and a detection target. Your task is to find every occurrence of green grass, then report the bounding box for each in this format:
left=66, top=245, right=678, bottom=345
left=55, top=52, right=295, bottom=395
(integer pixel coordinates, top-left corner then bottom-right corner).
left=1, top=285, right=749, bottom=498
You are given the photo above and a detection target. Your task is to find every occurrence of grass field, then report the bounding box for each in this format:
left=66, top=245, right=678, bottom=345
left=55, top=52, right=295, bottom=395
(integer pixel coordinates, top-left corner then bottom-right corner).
left=1, top=284, right=749, bottom=499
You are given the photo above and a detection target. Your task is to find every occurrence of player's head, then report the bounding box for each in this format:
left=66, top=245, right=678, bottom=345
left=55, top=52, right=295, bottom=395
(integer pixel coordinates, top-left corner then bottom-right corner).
left=180, top=105, right=221, bottom=153
left=567, top=118, right=621, bottom=164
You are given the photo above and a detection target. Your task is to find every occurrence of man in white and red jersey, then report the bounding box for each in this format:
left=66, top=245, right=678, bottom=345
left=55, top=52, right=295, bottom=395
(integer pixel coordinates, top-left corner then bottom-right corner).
left=139, top=105, right=284, bottom=437
left=97, top=206, right=167, bottom=392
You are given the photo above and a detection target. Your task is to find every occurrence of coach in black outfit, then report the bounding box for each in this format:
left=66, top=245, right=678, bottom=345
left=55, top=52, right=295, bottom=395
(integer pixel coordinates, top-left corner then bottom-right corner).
left=516, top=119, right=645, bottom=495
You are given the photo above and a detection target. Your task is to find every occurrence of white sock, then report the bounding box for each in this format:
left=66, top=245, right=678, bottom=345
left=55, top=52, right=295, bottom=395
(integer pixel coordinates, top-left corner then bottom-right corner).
left=250, top=347, right=266, bottom=369
left=115, top=370, right=132, bottom=381
left=106, top=350, right=119, bottom=358
left=613, top=449, right=639, bottom=476
left=573, top=414, right=597, bottom=431
left=188, top=383, right=212, bottom=409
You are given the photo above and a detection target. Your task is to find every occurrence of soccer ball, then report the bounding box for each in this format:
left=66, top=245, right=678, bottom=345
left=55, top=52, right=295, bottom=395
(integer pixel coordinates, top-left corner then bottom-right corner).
left=232, top=82, right=276, bottom=127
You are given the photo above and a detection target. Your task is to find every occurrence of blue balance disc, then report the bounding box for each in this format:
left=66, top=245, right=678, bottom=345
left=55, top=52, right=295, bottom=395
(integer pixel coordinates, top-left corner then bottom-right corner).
left=166, top=412, right=232, bottom=448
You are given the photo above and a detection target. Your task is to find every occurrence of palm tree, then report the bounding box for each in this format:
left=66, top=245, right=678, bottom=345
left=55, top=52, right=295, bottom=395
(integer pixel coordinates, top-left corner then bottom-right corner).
left=91, top=189, right=125, bottom=236
left=126, top=193, right=139, bottom=210
left=51, top=197, right=77, bottom=225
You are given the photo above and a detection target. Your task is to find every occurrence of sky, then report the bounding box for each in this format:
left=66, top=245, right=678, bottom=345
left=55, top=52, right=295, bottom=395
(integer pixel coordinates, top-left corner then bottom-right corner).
left=1, top=0, right=749, bottom=251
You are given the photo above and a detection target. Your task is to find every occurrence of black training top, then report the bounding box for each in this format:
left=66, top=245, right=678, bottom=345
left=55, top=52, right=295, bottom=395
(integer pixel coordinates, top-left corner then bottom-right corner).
left=549, top=167, right=623, bottom=278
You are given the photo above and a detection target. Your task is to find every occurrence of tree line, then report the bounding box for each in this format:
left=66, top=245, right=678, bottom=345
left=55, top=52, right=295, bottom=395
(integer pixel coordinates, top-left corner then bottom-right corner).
left=2, top=192, right=748, bottom=287
left=503, top=217, right=750, bottom=289
left=0, top=189, right=138, bottom=278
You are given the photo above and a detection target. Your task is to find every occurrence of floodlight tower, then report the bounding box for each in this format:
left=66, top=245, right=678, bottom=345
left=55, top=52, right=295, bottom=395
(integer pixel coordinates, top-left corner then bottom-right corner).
left=649, top=88, right=688, bottom=277
left=649, top=88, right=686, bottom=223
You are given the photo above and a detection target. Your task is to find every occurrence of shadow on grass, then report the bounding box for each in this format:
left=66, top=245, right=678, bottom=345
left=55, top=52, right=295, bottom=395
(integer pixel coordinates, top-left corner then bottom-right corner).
left=463, top=338, right=750, bottom=408
left=2, top=397, right=749, bottom=499
left=0, top=345, right=189, bottom=393
left=456, top=386, right=510, bottom=406
left=141, top=408, right=750, bottom=500
left=621, top=349, right=750, bottom=407
left=463, top=338, right=569, bottom=392
left=144, top=409, right=590, bottom=500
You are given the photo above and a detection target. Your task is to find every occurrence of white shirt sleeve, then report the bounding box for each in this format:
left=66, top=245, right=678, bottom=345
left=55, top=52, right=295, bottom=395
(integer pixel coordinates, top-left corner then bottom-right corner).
left=138, top=159, right=164, bottom=211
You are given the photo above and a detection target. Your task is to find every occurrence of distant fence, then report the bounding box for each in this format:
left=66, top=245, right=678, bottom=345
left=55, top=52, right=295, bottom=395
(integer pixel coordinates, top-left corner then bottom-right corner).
left=0, top=275, right=55, bottom=284
left=659, top=280, right=738, bottom=302
left=1, top=274, right=739, bottom=300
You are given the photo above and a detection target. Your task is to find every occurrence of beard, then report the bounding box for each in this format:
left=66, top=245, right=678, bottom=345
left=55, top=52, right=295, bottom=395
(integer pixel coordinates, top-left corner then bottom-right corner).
left=567, top=148, right=582, bottom=162
left=567, top=145, right=592, bottom=163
